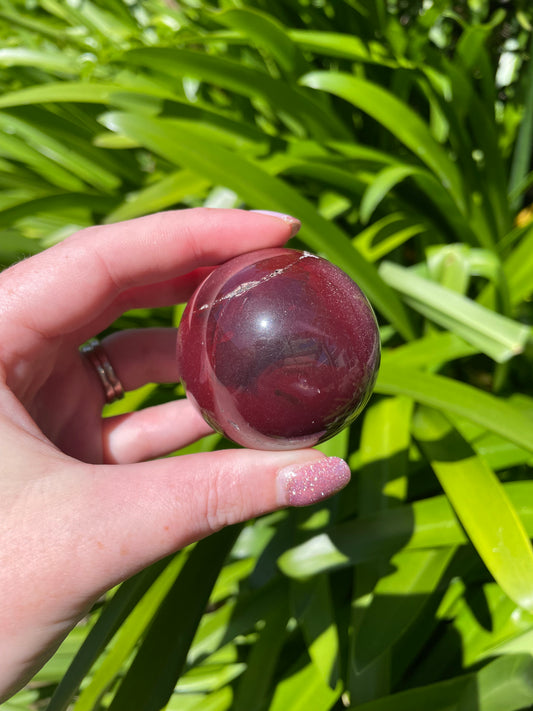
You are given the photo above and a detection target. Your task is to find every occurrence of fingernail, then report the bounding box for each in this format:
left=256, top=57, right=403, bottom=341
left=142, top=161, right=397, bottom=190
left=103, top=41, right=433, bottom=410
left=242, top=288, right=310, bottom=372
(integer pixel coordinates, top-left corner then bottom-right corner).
left=251, top=210, right=301, bottom=237
left=277, top=457, right=351, bottom=507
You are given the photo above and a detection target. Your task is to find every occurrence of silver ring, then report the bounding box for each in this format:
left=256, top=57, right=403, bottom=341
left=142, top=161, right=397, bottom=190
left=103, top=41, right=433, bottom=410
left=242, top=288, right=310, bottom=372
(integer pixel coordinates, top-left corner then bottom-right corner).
left=80, top=338, right=125, bottom=404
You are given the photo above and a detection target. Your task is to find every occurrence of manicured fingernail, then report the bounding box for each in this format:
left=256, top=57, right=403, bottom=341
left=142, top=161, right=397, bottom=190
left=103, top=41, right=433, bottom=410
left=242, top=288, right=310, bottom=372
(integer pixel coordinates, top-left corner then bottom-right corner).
left=251, top=210, right=301, bottom=237
left=278, top=457, right=351, bottom=507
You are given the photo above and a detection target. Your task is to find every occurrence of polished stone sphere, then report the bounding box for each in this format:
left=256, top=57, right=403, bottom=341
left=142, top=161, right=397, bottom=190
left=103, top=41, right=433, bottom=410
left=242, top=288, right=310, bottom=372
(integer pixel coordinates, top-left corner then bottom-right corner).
left=176, top=248, right=380, bottom=450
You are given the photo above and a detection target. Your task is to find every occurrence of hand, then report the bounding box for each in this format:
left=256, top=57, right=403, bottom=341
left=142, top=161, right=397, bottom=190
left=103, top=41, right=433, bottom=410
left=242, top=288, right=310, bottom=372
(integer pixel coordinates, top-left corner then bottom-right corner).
left=0, top=208, right=350, bottom=700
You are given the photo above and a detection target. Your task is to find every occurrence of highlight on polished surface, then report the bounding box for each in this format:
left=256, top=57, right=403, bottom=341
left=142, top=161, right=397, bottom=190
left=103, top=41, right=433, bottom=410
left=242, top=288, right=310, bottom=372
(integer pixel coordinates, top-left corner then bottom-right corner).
left=176, top=248, right=381, bottom=450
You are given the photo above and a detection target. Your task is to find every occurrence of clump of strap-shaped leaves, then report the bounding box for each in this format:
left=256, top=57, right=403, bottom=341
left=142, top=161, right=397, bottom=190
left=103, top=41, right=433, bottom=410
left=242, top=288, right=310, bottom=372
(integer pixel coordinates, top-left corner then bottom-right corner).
left=2, top=1, right=533, bottom=710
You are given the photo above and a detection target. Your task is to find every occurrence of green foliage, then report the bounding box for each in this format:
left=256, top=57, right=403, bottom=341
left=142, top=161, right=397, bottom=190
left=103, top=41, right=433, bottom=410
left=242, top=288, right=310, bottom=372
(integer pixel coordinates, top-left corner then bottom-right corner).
left=1, top=1, right=533, bottom=709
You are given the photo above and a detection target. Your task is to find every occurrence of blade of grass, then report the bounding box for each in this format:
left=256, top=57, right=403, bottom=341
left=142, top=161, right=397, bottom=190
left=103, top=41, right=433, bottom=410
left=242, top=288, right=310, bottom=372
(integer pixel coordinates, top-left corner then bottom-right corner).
left=0, top=82, right=177, bottom=109
left=356, top=396, right=413, bottom=510
left=0, top=131, right=85, bottom=191
left=0, top=47, right=80, bottom=74
left=0, top=194, right=117, bottom=229
left=360, top=166, right=418, bottom=224
left=353, top=213, right=426, bottom=262
left=384, top=332, right=478, bottom=369
left=0, top=112, right=120, bottom=192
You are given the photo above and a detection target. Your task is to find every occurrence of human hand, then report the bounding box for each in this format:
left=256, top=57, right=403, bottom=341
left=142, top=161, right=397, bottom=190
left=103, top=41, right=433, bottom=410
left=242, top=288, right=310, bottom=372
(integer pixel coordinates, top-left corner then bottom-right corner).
left=0, top=208, right=351, bottom=700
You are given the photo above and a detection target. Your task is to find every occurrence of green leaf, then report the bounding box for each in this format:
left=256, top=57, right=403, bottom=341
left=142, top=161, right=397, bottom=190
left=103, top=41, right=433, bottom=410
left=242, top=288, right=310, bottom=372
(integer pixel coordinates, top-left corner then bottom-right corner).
left=47, top=556, right=177, bottom=711
left=384, top=332, right=478, bottom=369
left=0, top=47, right=80, bottom=74
left=508, top=32, right=533, bottom=212
left=353, top=213, right=426, bottom=262
left=104, top=170, right=211, bottom=223
left=0, top=130, right=84, bottom=191
left=413, top=407, right=533, bottom=614
left=0, top=82, right=176, bottom=109
left=167, top=687, right=233, bottom=711
left=71, top=552, right=189, bottom=711
left=125, top=48, right=350, bottom=141
left=291, top=576, right=340, bottom=688
left=357, top=396, right=413, bottom=510
left=447, top=583, right=533, bottom=667
left=354, top=547, right=455, bottom=670
left=213, top=8, right=309, bottom=76
left=0, top=112, right=120, bottom=192
left=0, top=194, right=116, bottom=230
left=107, top=526, right=241, bottom=711
left=289, top=30, right=396, bottom=66
left=352, top=655, right=533, bottom=711
left=267, top=656, right=341, bottom=711
left=99, top=111, right=414, bottom=340
left=380, top=261, right=529, bottom=362
left=360, top=166, right=417, bottom=224
left=300, top=71, right=466, bottom=214
left=502, top=222, right=533, bottom=305
left=278, top=481, right=533, bottom=579
left=189, top=579, right=288, bottom=666
left=376, top=363, right=533, bottom=453
left=475, top=654, right=533, bottom=711
left=232, top=596, right=290, bottom=711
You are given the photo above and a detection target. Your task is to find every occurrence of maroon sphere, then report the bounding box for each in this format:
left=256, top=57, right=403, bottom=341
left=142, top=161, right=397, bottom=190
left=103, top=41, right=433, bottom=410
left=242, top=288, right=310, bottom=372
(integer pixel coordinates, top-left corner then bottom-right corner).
left=176, top=248, right=380, bottom=450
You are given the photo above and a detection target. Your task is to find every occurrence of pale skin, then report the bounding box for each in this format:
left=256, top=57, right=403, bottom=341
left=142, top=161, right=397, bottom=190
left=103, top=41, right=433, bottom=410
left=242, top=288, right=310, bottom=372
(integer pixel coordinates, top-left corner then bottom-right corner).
left=0, top=208, right=350, bottom=701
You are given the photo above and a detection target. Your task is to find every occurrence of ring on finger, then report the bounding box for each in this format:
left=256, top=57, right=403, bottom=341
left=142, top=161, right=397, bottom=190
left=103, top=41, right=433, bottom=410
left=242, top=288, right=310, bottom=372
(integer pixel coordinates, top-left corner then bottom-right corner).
left=80, top=338, right=125, bottom=404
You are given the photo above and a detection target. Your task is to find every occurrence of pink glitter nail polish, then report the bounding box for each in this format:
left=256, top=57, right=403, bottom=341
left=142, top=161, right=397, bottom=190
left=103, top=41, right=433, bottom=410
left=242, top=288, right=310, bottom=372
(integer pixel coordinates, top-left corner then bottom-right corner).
left=278, top=457, right=351, bottom=507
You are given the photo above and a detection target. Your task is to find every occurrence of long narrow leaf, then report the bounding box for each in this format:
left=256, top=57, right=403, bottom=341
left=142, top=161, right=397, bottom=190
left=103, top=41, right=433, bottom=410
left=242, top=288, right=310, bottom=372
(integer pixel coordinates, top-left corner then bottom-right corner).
left=72, top=552, right=189, bottom=711
left=126, top=48, right=350, bottom=141
left=380, top=261, right=530, bottom=362
left=99, top=111, right=414, bottom=339
left=300, top=71, right=466, bottom=213
left=107, top=526, right=241, bottom=711
left=214, top=8, right=309, bottom=76
left=47, top=556, right=175, bottom=711
left=413, top=407, right=533, bottom=614
left=376, top=362, right=533, bottom=452
left=508, top=31, right=533, bottom=211
left=278, top=481, right=533, bottom=579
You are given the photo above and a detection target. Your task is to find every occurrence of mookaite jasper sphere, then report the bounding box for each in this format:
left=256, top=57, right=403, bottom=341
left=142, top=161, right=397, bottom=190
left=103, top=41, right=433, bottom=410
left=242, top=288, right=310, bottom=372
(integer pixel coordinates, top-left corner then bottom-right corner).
left=177, top=248, right=380, bottom=450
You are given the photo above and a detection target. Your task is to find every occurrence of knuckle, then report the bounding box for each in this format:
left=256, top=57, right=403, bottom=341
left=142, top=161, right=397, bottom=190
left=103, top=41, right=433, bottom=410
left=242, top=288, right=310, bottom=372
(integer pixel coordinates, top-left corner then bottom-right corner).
left=203, top=467, right=246, bottom=534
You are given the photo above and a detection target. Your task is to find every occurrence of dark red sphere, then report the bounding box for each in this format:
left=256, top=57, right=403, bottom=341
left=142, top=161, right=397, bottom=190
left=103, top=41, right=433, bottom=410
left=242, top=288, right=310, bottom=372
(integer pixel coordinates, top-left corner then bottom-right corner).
left=176, top=248, right=380, bottom=450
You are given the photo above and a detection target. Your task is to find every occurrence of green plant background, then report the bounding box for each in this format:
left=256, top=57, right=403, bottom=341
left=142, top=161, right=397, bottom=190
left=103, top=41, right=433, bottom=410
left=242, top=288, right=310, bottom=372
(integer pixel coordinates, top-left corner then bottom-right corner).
left=2, top=1, right=533, bottom=709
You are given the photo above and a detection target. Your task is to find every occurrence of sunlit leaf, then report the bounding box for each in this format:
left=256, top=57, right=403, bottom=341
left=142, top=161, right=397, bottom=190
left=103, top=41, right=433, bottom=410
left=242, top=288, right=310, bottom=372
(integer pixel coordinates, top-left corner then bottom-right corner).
left=413, top=407, right=533, bottom=614
left=99, top=111, right=414, bottom=339
left=300, top=71, right=467, bottom=213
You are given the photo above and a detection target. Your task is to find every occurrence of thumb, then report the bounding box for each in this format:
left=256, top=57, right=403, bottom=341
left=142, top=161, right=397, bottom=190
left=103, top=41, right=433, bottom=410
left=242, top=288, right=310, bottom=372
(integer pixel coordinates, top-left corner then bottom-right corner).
left=81, top=449, right=350, bottom=593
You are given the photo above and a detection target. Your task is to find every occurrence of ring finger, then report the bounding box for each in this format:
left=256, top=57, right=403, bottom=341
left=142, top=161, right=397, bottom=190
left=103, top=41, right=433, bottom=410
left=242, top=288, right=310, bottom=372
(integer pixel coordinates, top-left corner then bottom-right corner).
left=101, top=328, right=180, bottom=392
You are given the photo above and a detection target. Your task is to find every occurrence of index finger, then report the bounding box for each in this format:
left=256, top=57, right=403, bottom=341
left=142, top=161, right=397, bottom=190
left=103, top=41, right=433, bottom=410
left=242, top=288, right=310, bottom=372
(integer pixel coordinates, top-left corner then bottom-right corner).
left=0, top=208, right=300, bottom=347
